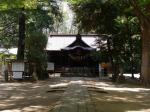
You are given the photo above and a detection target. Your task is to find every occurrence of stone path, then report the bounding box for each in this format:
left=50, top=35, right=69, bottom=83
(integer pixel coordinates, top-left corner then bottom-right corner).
left=50, top=79, right=96, bottom=112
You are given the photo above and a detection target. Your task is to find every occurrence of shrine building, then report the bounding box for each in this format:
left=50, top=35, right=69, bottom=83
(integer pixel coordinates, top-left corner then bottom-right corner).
left=46, top=34, right=99, bottom=76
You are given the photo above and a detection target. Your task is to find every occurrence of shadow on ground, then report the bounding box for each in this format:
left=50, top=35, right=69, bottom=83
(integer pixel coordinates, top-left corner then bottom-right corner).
left=0, top=77, right=150, bottom=112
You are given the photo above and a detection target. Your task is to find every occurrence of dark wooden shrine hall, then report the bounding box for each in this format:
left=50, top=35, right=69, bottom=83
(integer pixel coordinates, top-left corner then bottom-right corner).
left=46, top=34, right=99, bottom=76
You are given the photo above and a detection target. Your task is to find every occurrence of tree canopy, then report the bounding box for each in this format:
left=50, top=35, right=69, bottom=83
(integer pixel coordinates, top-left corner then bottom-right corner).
left=0, top=0, right=62, bottom=59
left=68, top=0, right=149, bottom=83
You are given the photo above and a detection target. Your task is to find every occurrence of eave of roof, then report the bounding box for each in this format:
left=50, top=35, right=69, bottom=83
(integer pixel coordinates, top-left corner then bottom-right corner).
left=46, top=36, right=97, bottom=51
left=62, top=46, right=96, bottom=51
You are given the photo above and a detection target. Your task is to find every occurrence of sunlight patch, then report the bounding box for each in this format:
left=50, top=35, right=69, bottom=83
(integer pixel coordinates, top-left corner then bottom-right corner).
left=10, top=96, right=24, bottom=100
left=22, top=105, right=46, bottom=111
left=70, top=80, right=84, bottom=84
left=126, top=109, right=150, bottom=112
left=49, top=83, right=68, bottom=88
left=0, top=109, right=21, bottom=112
left=95, top=87, right=150, bottom=92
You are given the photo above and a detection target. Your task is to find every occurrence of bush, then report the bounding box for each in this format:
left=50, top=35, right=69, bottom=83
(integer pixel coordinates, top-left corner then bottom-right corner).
left=25, top=31, right=48, bottom=80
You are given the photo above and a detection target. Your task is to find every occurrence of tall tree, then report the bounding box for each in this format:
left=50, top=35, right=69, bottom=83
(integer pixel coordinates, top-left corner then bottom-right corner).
left=0, top=0, right=62, bottom=60
left=69, top=0, right=141, bottom=81
left=17, top=8, right=25, bottom=60
left=26, top=31, right=48, bottom=80
left=129, top=0, right=150, bottom=86
left=0, top=0, right=39, bottom=60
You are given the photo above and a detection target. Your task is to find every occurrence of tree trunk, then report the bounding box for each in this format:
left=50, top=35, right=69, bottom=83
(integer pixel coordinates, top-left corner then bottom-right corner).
left=140, top=18, right=150, bottom=86
left=107, top=37, right=120, bottom=81
left=17, top=8, right=25, bottom=60
left=129, top=0, right=150, bottom=86
left=130, top=40, right=134, bottom=79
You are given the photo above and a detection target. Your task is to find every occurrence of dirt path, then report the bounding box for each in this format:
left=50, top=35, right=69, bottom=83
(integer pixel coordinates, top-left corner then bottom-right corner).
left=0, top=77, right=150, bottom=112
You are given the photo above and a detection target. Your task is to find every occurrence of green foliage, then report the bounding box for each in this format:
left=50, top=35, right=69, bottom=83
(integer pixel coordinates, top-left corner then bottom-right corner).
left=69, top=0, right=141, bottom=76
left=0, top=10, right=18, bottom=48
left=0, top=0, right=62, bottom=49
left=69, top=0, right=118, bottom=33
left=0, top=0, right=38, bottom=10
left=27, top=8, right=54, bottom=32
left=139, top=0, right=150, bottom=6
left=0, top=52, right=16, bottom=65
left=25, top=32, right=47, bottom=63
left=26, top=1, right=62, bottom=32
left=25, top=31, right=48, bottom=79
left=113, top=16, right=141, bottom=73
left=92, top=50, right=109, bottom=63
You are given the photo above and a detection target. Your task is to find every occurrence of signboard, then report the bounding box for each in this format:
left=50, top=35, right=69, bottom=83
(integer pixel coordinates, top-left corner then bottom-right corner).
left=12, top=62, right=24, bottom=71
left=12, top=62, right=24, bottom=79
left=13, top=72, right=23, bottom=79
left=47, top=62, right=54, bottom=71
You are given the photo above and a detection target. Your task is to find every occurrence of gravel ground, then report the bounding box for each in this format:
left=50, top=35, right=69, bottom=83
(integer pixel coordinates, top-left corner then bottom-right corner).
left=0, top=77, right=150, bottom=112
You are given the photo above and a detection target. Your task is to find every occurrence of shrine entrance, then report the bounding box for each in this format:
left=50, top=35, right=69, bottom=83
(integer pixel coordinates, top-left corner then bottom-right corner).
left=61, top=34, right=98, bottom=76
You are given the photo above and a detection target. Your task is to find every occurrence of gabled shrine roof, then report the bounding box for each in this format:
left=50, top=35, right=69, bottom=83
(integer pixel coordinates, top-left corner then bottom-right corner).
left=46, top=34, right=98, bottom=51
left=62, top=34, right=95, bottom=51
left=66, top=34, right=91, bottom=48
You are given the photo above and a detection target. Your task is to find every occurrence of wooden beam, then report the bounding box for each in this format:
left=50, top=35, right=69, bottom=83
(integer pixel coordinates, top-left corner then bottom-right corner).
left=49, top=34, right=101, bottom=37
